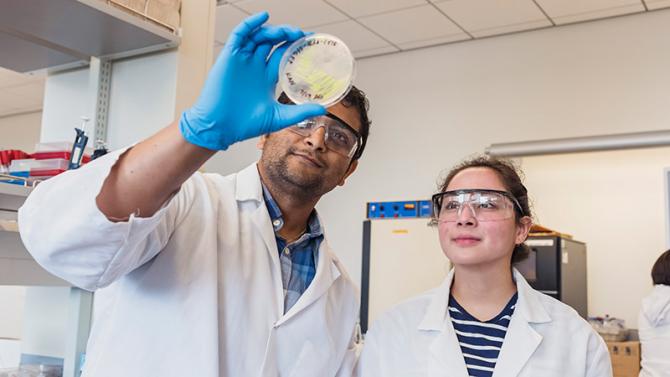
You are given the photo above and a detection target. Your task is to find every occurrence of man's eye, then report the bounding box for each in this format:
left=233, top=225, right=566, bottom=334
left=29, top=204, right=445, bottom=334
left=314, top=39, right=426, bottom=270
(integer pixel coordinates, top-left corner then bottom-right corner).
left=299, top=120, right=317, bottom=128
left=330, top=130, right=351, bottom=145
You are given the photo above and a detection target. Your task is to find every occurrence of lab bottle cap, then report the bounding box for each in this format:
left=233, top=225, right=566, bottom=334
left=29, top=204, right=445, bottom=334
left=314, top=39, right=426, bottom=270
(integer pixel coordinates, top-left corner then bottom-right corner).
left=279, top=33, right=356, bottom=107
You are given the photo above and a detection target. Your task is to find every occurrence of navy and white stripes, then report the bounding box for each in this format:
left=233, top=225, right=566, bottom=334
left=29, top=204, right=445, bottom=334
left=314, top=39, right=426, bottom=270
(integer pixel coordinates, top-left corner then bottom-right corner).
left=448, top=293, right=518, bottom=377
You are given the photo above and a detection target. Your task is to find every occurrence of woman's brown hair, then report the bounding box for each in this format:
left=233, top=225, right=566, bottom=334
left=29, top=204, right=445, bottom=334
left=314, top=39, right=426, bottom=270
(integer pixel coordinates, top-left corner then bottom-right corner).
left=652, top=249, right=670, bottom=286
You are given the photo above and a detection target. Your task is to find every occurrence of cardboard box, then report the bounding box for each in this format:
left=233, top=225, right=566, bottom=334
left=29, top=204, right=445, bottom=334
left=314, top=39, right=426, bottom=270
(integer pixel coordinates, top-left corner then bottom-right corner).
left=606, top=341, right=640, bottom=377
left=109, top=0, right=148, bottom=14
left=105, top=0, right=180, bottom=32
left=146, top=0, right=181, bottom=30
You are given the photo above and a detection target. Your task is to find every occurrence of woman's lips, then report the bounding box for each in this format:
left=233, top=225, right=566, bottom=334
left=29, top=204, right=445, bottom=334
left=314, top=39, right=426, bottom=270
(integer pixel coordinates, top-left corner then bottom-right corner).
left=452, top=237, right=481, bottom=246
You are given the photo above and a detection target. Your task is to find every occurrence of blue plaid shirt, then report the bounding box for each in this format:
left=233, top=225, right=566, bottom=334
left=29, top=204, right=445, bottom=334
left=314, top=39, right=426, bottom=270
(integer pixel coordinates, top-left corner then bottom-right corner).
left=262, top=184, right=323, bottom=313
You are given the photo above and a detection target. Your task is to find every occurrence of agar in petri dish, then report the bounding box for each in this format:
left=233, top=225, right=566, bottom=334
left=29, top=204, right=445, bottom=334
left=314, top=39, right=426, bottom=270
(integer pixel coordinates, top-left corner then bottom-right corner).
left=279, top=33, right=356, bottom=107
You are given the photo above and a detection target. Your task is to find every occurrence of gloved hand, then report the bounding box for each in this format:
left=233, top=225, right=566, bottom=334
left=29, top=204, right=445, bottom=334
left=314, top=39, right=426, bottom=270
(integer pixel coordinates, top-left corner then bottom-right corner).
left=179, top=12, right=326, bottom=151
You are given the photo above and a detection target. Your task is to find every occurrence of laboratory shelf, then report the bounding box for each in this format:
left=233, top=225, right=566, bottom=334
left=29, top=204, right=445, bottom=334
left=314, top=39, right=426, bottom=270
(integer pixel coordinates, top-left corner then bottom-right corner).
left=0, top=184, right=69, bottom=286
left=0, top=0, right=181, bottom=73
left=0, top=183, right=92, bottom=377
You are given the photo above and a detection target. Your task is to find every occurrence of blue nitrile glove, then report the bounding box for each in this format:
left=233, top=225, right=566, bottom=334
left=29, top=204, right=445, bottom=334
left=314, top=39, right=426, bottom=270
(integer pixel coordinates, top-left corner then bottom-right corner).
left=179, top=12, right=326, bottom=151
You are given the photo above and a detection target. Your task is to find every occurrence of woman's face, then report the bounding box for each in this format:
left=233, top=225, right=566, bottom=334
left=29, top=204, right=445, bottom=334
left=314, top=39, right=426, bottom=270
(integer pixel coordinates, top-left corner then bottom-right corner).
left=438, top=167, right=531, bottom=268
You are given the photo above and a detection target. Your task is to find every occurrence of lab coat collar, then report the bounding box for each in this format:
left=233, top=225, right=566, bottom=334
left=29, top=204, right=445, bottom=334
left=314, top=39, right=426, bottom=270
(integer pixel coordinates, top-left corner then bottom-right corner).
left=234, top=163, right=264, bottom=202
left=417, top=267, right=551, bottom=330
left=511, top=268, right=552, bottom=324
left=417, top=268, right=453, bottom=332
left=417, top=267, right=551, bottom=377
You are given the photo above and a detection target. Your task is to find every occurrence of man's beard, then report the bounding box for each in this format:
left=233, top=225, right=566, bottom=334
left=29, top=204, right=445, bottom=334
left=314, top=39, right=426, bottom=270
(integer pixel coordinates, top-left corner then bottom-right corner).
left=263, top=147, right=330, bottom=200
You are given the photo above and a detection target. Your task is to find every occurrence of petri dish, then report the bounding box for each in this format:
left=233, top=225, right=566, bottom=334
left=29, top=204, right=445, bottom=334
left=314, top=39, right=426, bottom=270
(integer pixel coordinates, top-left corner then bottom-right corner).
left=278, top=33, right=356, bottom=107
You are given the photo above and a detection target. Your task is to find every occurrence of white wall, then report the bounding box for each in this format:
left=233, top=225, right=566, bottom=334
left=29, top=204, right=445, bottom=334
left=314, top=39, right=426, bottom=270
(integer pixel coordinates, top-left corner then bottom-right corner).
left=20, top=287, right=70, bottom=358
left=106, top=52, right=178, bottom=149
left=41, top=51, right=178, bottom=148
left=521, top=147, right=669, bottom=326
left=0, top=111, right=42, bottom=152
left=40, top=68, right=90, bottom=143
left=204, top=9, right=670, bottom=326
left=0, top=287, right=26, bottom=340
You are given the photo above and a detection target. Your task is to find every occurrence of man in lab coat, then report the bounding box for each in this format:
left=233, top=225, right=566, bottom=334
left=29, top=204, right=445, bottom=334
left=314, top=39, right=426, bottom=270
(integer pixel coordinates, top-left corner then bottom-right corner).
left=19, top=12, right=369, bottom=377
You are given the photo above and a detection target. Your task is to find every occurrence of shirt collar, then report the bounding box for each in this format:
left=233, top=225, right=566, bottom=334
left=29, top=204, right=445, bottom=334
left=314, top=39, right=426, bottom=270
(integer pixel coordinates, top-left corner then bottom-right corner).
left=261, top=182, right=323, bottom=238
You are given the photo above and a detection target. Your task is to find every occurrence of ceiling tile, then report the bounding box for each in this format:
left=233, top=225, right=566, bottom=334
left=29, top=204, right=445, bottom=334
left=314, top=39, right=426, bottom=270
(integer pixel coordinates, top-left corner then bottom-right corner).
left=0, top=102, right=16, bottom=115
left=6, top=82, right=44, bottom=101
left=471, top=19, right=551, bottom=37
left=0, top=89, right=16, bottom=106
left=1, top=96, right=40, bottom=110
left=353, top=45, right=400, bottom=58
left=646, top=0, right=670, bottom=10
left=397, top=33, right=470, bottom=50
left=359, top=4, right=467, bottom=45
left=535, top=0, right=644, bottom=25
left=214, top=4, right=250, bottom=44
left=0, top=93, right=39, bottom=115
left=325, top=0, right=428, bottom=18
left=435, top=0, right=551, bottom=37
left=0, top=82, right=43, bottom=114
left=235, top=0, right=349, bottom=28
left=312, top=20, right=392, bottom=53
left=0, top=67, right=41, bottom=89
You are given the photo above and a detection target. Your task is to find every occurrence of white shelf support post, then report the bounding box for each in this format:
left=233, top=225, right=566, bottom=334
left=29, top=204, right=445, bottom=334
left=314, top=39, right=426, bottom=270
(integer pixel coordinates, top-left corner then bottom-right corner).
left=62, top=288, right=93, bottom=377
left=88, top=57, right=112, bottom=147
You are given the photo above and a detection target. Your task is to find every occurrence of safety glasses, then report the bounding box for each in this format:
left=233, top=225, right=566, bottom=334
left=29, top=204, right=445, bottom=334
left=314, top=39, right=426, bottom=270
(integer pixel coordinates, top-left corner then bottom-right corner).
left=431, top=189, right=524, bottom=223
left=288, top=113, right=362, bottom=158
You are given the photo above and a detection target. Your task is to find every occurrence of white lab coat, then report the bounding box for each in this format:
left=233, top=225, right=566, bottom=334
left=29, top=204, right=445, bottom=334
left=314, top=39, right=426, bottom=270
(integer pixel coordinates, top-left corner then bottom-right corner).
left=638, top=284, right=670, bottom=377
left=357, top=268, right=612, bottom=377
left=18, top=147, right=360, bottom=377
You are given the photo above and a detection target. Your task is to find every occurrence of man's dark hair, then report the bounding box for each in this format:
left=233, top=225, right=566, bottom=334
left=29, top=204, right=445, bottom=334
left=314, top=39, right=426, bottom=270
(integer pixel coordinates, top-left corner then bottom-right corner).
left=277, top=85, right=371, bottom=160
left=652, top=249, right=670, bottom=286
left=438, top=156, right=533, bottom=264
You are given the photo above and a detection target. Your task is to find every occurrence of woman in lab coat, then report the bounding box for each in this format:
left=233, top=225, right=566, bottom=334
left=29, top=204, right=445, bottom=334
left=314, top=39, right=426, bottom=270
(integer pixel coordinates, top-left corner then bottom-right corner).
left=639, top=249, right=670, bottom=377
left=357, top=156, right=612, bottom=377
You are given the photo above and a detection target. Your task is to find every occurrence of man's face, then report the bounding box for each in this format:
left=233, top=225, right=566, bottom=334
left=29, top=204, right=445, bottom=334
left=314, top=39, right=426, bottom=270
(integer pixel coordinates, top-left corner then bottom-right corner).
left=257, top=102, right=361, bottom=198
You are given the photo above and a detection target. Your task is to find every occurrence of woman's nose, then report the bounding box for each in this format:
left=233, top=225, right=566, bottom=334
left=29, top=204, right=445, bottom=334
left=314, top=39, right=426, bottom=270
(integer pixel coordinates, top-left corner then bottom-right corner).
left=456, top=203, right=477, bottom=226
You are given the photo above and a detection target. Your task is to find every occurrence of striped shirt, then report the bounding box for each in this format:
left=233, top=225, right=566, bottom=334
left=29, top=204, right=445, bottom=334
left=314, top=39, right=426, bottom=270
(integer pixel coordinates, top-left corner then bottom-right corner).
left=448, top=293, right=518, bottom=377
left=262, top=184, right=322, bottom=313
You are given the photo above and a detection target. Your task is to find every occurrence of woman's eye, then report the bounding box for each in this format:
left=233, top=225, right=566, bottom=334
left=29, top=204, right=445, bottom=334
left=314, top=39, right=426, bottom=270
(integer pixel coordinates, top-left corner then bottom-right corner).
left=444, top=201, right=460, bottom=210
left=478, top=200, right=498, bottom=210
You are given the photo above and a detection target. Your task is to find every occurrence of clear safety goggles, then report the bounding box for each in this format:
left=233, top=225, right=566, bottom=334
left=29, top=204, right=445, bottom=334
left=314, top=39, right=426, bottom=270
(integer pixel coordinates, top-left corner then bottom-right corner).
left=288, top=113, right=362, bottom=158
left=431, top=189, right=524, bottom=223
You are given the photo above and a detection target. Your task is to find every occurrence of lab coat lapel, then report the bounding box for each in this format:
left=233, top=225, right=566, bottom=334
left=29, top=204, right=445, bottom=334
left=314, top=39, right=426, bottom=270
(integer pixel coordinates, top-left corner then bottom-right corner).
left=277, top=238, right=341, bottom=325
left=428, top=325, right=470, bottom=377
left=492, top=269, right=551, bottom=377
left=236, top=164, right=284, bottom=314
left=418, top=270, right=470, bottom=377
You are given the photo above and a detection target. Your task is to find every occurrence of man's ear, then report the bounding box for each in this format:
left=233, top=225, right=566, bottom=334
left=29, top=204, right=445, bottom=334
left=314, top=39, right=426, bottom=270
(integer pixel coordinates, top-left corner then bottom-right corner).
left=257, top=134, right=267, bottom=150
left=338, top=160, right=358, bottom=186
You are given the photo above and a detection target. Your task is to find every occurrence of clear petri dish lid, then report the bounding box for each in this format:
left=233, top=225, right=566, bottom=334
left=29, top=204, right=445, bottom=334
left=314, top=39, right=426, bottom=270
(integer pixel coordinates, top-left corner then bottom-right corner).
left=278, top=33, right=356, bottom=108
